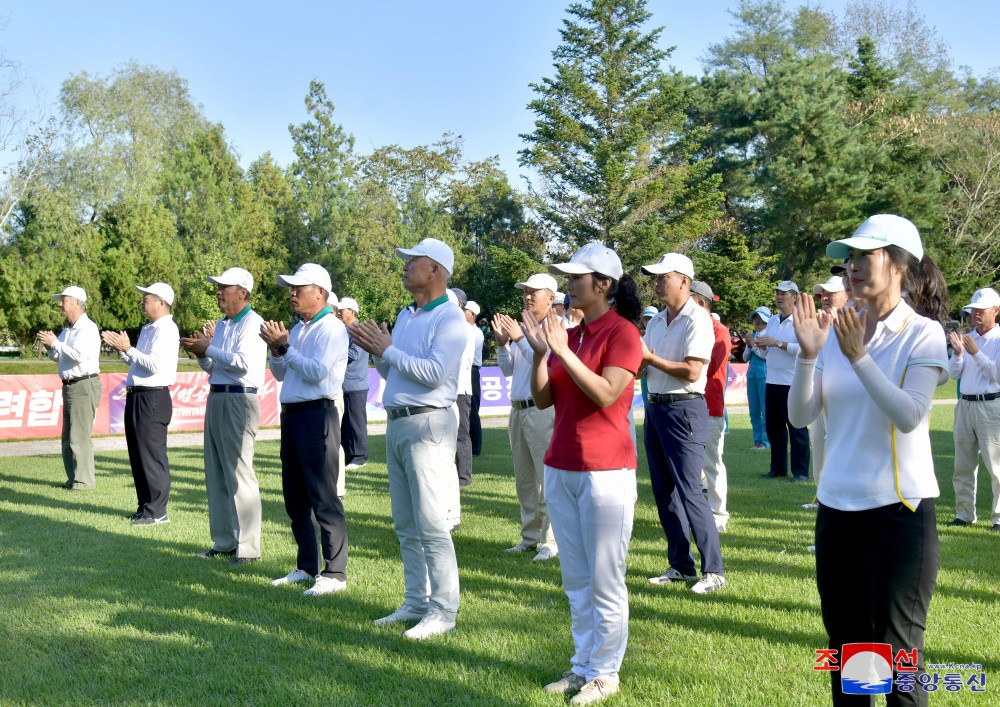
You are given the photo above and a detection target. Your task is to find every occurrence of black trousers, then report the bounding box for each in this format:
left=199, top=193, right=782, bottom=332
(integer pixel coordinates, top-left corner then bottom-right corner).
left=340, top=389, right=368, bottom=465
left=470, top=365, right=482, bottom=456
left=816, top=500, right=939, bottom=706
left=456, top=394, right=473, bottom=486
left=280, top=400, right=349, bottom=580
left=765, top=382, right=810, bottom=477
left=124, top=388, right=172, bottom=518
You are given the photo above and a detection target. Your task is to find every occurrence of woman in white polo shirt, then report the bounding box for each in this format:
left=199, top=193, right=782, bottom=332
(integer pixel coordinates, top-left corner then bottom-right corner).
left=522, top=242, right=642, bottom=706
left=789, top=214, right=948, bottom=706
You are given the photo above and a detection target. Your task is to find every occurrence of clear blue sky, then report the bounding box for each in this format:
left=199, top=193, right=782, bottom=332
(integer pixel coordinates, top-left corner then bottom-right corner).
left=2, top=0, right=997, bottom=181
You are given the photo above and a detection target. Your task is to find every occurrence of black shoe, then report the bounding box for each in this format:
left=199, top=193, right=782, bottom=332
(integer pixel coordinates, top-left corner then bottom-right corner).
left=132, top=515, right=170, bottom=526
left=946, top=518, right=970, bottom=527
left=790, top=476, right=809, bottom=483
left=992, top=524, right=1000, bottom=533
left=124, top=510, right=143, bottom=520
left=196, top=548, right=236, bottom=559
left=760, top=472, right=787, bottom=479
left=228, top=557, right=259, bottom=566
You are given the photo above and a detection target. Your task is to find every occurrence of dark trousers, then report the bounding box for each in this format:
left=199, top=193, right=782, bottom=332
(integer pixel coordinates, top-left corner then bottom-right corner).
left=456, top=394, right=473, bottom=486
left=280, top=400, right=349, bottom=580
left=765, top=383, right=810, bottom=477
left=470, top=365, right=482, bottom=456
left=816, top=500, right=939, bottom=706
left=643, top=398, right=723, bottom=575
left=124, top=388, right=172, bottom=518
left=340, top=389, right=368, bottom=465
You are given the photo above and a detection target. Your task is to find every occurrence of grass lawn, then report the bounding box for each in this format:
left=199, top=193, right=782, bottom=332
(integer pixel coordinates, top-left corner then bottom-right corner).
left=0, top=409, right=996, bottom=705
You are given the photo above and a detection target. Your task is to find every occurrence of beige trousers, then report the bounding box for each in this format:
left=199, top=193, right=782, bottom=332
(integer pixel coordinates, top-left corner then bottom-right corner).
left=952, top=399, right=1000, bottom=525
left=509, top=404, right=556, bottom=548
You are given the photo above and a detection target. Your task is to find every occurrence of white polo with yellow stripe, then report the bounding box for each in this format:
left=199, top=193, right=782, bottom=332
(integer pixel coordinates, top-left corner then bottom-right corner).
left=813, top=300, right=948, bottom=511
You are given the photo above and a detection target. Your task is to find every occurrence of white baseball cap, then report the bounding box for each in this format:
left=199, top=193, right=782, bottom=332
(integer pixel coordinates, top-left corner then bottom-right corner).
left=750, top=306, right=772, bottom=323
left=449, top=287, right=468, bottom=304
left=207, top=267, right=254, bottom=292
left=396, top=238, right=454, bottom=276
left=966, top=288, right=1000, bottom=310
left=775, top=281, right=800, bottom=294
left=465, top=301, right=481, bottom=316
left=553, top=291, right=565, bottom=302
left=277, top=263, right=332, bottom=293
left=338, top=297, right=359, bottom=313
left=327, top=291, right=339, bottom=308
left=640, top=253, right=694, bottom=280
left=549, top=242, right=623, bottom=281
left=51, top=286, right=87, bottom=303
left=827, top=214, right=924, bottom=261
left=642, top=305, right=658, bottom=319
left=135, top=282, right=175, bottom=307
left=446, top=289, right=459, bottom=306
left=516, top=273, right=559, bottom=293
left=813, top=276, right=846, bottom=294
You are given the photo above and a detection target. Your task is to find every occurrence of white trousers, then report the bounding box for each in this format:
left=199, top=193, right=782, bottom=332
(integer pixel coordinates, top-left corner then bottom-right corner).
left=545, top=465, right=637, bottom=682
left=702, top=415, right=728, bottom=526
left=953, top=399, right=1000, bottom=524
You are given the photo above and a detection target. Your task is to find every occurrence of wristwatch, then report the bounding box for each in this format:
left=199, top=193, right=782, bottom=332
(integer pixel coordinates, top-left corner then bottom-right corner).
left=276, top=344, right=289, bottom=356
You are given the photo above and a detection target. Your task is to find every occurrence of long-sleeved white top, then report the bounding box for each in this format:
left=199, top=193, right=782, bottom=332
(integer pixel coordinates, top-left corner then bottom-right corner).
left=788, top=300, right=947, bottom=511
left=48, top=313, right=101, bottom=379
left=121, top=315, right=180, bottom=387
left=471, top=324, right=485, bottom=367
left=759, top=311, right=800, bottom=385
left=497, top=336, right=548, bottom=402
left=270, top=307, right=348, bottom=404
left=457, top=323, right=476, bottom=395
left=948, top=323, right=1000, bottom=395
left=374, top=294, right=467, bottom=409
left=197, top=306, right=267, bottom=390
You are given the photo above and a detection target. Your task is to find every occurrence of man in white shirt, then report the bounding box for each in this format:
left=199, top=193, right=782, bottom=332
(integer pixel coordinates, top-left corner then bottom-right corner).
left=349, top=238, right=467, bottom=640
left=102, top=282, right=180, bottom=525
left=807, top=276, right=848, bottom=497
left=37, top=286, right=102, bottom=491
left=756, top=281, right=811, bottom=481
left=261, top=263, right=350, bottom=596
left=181, top=268, right=267, bottom=565
left=948, top=287, right=1000, bottom=532
left=337, top=297, right=370, bottom=471
left=640, top=254, right=726, bottom=595
left=450, top=288, right=476, bottom=487
left=465, top=300, right=485, bottom=457
left=493, top=273, right=559, bottom=562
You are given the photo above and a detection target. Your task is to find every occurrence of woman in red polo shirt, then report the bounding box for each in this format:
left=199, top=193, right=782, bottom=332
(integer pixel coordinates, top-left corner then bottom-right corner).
left=522, top=242, right=642, bottom=706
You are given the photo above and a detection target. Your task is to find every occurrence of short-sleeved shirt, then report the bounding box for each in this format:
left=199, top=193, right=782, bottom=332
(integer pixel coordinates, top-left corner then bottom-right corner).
left=705, top=319, right=732, bottom=417
left=544, top=309, right=642, bottom=471
left=643, top=297, right=713, bottom=394
left=816, top=300, right=948, bottom=511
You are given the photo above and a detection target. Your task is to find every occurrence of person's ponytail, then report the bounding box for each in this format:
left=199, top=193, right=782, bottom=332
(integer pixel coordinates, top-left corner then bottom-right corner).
left=886, top=246, right=949, bottom=327
left=612, top=273, right=642, bottom=326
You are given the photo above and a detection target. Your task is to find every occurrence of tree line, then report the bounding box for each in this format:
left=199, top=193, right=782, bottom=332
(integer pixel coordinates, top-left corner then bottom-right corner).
left=0, top=0, right=996, bottom=352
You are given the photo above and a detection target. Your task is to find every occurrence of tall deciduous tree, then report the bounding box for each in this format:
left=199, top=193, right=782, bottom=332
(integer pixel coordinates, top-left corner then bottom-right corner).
left=519, top=0, right=722, bottom=269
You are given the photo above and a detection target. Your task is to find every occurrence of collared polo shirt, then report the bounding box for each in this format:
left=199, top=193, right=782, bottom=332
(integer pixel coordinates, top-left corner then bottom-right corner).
left=122, top=314, right=180, bottom=387
left=457, top=321, right=476, bottom=396
left=814, top=300, right=947, bottom=511
left=271, top=306, right=349, bottom=404
left=376, top=294, right=467, bottom=409
left=948, top=323, right=1000, bottom=395
left=199, top=305, right=267, bottom=389
left=761, top=311, right=800, bottom=385
left=643, top=297, right=713, bottom=395
left=498, top=337, right=544, bottom=402
left=471, top=324, right=485, bottom=367
left=343, top=335, right=370, bottom=393
left=544, top=309, right=642, bottom=471
left=49, top=312, right=101, bottom=380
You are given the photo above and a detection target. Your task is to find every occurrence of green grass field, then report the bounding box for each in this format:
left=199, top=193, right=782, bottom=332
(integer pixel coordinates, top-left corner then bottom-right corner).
left=0, top=409, right=996, bottom=705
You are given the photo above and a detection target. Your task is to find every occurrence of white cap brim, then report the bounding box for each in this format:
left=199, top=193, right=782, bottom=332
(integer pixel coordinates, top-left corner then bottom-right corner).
left=548, top=262, right=594, bottom=276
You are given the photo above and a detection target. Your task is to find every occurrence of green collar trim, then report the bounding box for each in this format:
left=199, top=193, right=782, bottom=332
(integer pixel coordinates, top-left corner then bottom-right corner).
left=228, top=305, right=252, bottom=323
left=414, top=294, right=450, bottom=312
left=311, top=305, right=334, bottom=323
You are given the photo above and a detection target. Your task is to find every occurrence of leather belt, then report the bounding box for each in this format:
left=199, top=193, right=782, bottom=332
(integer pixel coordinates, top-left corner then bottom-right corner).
left=62, top=373, right=99, bottom=386
left=648, top=392, right=704, bottom=404
left=281, top=399, right=335, bottom=414
left=210, top=384, right=258, bottom=394
left=511, top=399, right=536, bottom=410
left=961, top=392, right=1000, bottom=402
left=126, top=386, right=169, bottom=394
left=386, top=405, right=443, bottom=420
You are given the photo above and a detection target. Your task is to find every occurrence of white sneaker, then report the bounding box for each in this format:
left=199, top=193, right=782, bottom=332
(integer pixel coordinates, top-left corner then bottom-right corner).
left=345, top=461, right=366, bottom=470
left=802, top=502, right=819, bottom=509
left=373, top=605, right=427, bottom=626
left=303, top=575, right=347, bottom=596
left=271, top=568, right=312, bottom=586
left=570, top=677, right=620, bottom=705
left=533, top=545, right=558, bottom=561
left=648, top=568, right=697, bottom=584
left=542, top=670, right=587, bottom=695
left=402, top=612, right=456, bottom=640
left=505, top=541, right=537, bottom=553
left=716, top=524, right=727, bottom=533
left=691, top=572, right=727, bottom=594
